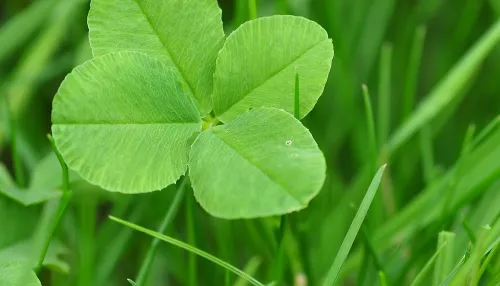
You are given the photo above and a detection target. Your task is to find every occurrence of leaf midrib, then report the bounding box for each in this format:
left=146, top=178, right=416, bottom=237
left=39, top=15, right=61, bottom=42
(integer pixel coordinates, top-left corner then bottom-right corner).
left=217, top=38, right=331, bottom=119
left=210, top=130, right=304, bottom=205
left=132, top=0, right=196, bottom=98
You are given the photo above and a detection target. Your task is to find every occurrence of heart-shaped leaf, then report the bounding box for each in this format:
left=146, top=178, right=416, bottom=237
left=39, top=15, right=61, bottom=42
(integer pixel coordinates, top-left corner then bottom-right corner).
left=52, top=52, right=201, bottom=193
left=0, top=262, right=41, bottom=286
left=189, top=107, right=326, bottom=219
left=212, top=15, right=334, bottom=123
left=88, top=0, right=225, bottom=115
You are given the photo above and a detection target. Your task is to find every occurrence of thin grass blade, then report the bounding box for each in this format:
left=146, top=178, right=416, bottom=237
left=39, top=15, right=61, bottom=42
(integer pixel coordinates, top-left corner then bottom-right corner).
left=322, top=164, right=387, bottom=286
left=109, top=216, right=265, bottom=286
left=388, top=19, right=500, bottom=153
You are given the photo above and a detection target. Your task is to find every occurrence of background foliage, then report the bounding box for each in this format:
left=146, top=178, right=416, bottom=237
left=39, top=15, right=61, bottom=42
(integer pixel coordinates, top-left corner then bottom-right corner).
left=1, top=0, right=500, bottom=285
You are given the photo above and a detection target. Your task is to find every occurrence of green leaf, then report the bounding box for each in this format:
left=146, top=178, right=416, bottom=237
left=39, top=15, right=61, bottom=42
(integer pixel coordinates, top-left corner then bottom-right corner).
left=189, top=107, right=326, bottom=219
left=52, top=52, right=201, bottom=193
left=212, top=15, right=334, bottom=123
left=0, top=262, right=41, bottom=286
left=88, top=0, right=225, bottom=115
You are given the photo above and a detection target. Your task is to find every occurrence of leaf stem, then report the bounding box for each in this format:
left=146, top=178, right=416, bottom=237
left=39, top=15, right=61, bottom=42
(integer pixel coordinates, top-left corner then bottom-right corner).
left=34, top=135, right=72, bottom=273
left=135, top=177, right=188, bottom=285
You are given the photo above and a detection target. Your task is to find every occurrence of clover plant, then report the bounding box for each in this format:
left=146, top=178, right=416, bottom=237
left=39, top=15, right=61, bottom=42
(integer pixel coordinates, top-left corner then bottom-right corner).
left=51, top=0, right=334, bottom=219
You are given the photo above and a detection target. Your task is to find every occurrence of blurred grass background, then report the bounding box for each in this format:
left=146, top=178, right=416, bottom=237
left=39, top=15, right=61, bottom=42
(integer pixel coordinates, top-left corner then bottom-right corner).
left=1, top=0, right=500, bottom=285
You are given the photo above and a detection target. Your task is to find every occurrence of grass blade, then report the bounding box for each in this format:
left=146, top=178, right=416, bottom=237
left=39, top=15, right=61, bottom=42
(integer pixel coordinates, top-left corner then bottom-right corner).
left=249, top=0, right=257, bottom=20
left=388, top=19, right=500, bottom=153
left=233, top=256, right=262, bottom=286
left=109, top=216, right=266, bottom=286
left=134, top=177, right=187, bottom=285
left=362, top=84, right=378, bottom=171
left=322, top=164, right=387, bottom=286
left=411, top=241, right=447, bottom=286
left=34, top=135, right=71, bottom=273
left=377, top=43, right=392, bottom=148
left=478, top=240, right=500, bottom=279
left=402, top=26, right=427, bottom=120
left=0, top=0, right=57, bottom=64
left=433, top=231, right=456, bottom=286
left=187, top=189, right=197, bottom=286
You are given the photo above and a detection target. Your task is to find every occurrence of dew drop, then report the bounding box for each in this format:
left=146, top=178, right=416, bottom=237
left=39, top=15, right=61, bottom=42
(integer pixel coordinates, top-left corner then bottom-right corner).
left=285, top=140, right=292, bottom=146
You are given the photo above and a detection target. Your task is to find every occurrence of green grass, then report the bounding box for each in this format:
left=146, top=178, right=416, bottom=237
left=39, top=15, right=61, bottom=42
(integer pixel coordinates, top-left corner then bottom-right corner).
left=1, top=0, right=500, bottom=285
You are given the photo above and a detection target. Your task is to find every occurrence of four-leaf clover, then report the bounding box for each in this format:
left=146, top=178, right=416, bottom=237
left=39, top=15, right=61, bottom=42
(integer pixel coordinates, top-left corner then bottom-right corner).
left=51, top=0, right=334, bottom=219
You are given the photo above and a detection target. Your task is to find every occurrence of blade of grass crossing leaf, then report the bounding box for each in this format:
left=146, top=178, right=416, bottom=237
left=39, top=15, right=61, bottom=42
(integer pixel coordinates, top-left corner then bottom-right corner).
left=109, top=216, right=266, bottom=286
left=127, top=279, right=138, bottom=286
left=433, top=231, right=456, bottom=286
left=403, top=26, right=427, bottom=120
left=388, top=19, right=500, bottom=152
left=377, top=43, right=392, bottom=148
left=187, top=189, right=197, bottom=286
left=322, top=164, right=387, bottom=286
left=135, top=178, right=188, bottom=286
left=410, top=242, right=447, bottom=286
left=362, top=84, right=378, bottom=171
left=34, top=135, right=72, bottom=273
